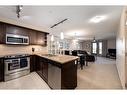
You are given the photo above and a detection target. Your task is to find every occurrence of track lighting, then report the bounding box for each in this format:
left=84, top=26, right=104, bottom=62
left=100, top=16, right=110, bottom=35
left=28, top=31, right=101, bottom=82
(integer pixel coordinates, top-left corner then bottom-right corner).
left=16, top=5, right=23, bottom=18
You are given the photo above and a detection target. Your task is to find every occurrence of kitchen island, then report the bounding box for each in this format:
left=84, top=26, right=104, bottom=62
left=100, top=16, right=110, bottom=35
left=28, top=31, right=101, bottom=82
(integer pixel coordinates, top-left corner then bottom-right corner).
left=30, top=54, right=79, bottom=89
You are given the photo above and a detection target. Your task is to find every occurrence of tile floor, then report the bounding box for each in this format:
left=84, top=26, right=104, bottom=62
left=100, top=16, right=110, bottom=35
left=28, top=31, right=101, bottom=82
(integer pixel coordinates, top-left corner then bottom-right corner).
left=0, top=72, right=50, bottom=89
left=0, top=57, right=122, bottom=89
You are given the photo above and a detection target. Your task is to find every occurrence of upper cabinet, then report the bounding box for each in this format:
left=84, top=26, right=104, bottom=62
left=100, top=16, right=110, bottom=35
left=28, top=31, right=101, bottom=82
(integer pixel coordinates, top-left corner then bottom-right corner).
left=0, top=22, right=48, bottom=46
left=36, top=31, right=47, bottom=46
left=0, top=22, right=6, bottom=44
left=29, top=29, right=37, bottom=45
left=6, top=24, right=29, bottom=36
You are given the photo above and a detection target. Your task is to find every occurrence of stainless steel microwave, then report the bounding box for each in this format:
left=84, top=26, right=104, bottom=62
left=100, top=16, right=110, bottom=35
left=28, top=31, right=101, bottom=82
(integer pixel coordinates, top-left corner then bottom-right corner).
left=6, top=34, right=29, bottom=45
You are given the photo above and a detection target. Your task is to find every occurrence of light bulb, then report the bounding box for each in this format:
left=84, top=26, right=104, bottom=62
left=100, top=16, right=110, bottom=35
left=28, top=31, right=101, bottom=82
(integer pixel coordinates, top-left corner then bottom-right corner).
left=60, top=32, right=64, bottom=40
left=51, top=35, right=54, bottom=41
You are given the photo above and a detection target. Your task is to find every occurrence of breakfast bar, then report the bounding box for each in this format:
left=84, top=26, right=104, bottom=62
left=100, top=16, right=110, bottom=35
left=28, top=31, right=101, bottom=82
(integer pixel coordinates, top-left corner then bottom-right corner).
left=31, top=54, right=79, bottom=89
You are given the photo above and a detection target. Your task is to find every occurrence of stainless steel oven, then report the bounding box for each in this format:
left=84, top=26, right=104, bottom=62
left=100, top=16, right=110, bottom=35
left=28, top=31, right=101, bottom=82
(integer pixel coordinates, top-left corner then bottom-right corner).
left=4, top=54, right=30, bottom=81
left=6, top=34, right=29, bottom=45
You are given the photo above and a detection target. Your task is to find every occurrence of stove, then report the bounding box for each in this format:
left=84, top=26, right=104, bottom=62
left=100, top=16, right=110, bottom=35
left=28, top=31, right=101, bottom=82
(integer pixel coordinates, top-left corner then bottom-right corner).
left=4, top=54, right=30, bottom=81
left=4, top=54, right=30, bottom=59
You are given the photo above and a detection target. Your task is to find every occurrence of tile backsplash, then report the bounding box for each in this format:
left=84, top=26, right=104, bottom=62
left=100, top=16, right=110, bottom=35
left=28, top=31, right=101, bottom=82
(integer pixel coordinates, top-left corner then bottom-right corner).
left=0, top=44, right=47, bottom=55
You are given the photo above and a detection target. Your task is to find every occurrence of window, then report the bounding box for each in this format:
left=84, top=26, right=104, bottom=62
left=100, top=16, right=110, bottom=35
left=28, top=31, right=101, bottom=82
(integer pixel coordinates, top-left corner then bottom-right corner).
left=99, top=42, right=102, bottom=54
left=92, top=42, right=97, bottom=54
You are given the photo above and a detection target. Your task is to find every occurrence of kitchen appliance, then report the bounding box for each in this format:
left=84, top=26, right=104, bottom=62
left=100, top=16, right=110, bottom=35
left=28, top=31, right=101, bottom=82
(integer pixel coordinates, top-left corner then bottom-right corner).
left=48, top=63, right=61, bottom=89
left=4, top=54, right=30, bottom=81
left=6, top=34, right=29, bottom=45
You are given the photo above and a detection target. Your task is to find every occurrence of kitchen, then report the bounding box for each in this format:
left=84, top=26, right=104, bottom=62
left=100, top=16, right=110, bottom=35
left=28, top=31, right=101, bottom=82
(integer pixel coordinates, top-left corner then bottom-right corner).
left=0, top=20, right=79, bottom=89
left=0, top=5, right=124, bottom=90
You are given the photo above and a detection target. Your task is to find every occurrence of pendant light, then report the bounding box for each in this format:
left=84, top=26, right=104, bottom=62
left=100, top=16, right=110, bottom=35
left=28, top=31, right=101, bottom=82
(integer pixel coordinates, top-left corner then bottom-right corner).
left=51, top=35, right=54, bottom=41
left=60, top=32, right=64, bottom=40
left=93, top=36, right=96, bottom=42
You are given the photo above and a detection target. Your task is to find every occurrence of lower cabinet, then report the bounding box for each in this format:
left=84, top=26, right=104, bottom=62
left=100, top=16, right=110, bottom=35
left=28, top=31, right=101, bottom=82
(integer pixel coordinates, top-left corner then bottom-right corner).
left=30, top=55, right=37, bottom=72
left=36, top=57, right=48, bottom=83
left=31, top=55, right=77, bottom=89
left=0, top=58, right=4, bottom=82
left=61, top=61, right=77, bottom=89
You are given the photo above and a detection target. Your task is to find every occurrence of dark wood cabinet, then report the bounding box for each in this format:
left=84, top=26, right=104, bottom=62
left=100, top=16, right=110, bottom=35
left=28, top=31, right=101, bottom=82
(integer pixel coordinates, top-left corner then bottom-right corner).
left=30, top=55, right=37, bottom=72
left=0, top=22, right=6, bottom=44
left=29, top=30, right=47, bottom=45
left=6, top=24, right=29, bottom=36
left=36, top=57, right=48, bottom=83
left=0, top=58, right=4, bottom=82
left=61, top=61, right=77, bottom=89
left=36, top=31, right=46, bottom=46
left=0, top=21, right=48, bottom=46
left=29, top=30, right=37, bottom=45
left=35, top=55, right=77, bottom=89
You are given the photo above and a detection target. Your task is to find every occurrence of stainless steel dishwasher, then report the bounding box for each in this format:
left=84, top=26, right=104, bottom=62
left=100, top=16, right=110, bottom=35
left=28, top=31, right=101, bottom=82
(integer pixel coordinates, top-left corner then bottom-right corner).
left=48, top=63, right=61, bottom=89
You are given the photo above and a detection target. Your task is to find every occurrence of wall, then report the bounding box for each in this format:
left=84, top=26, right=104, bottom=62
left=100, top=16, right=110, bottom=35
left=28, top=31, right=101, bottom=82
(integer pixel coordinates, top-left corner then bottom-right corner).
left=125, top=10, right=127, bottom=88
left=80, top=40, right=107, bottom=56
left=101, top=40, right=107, bottom=57
left=0, top=44, right=47, bottom=56
left=107, top=38, right=116, bottom=49
left=80, top=40, right=92, bottom=52
left=116, top=7, right=126, bottom=89
left=69, top=40, right=82, bottom=50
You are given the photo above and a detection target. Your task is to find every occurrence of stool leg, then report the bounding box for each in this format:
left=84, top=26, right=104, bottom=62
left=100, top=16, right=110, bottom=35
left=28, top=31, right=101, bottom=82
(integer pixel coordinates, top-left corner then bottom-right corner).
left=86, top=61, right=88, bottom=66
left=80, top=62, right=83, bottom=70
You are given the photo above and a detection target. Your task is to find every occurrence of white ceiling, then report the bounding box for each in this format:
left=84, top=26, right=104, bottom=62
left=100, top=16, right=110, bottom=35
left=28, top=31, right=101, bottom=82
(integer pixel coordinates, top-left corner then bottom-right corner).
left=0, top=6, right=123, bottom=40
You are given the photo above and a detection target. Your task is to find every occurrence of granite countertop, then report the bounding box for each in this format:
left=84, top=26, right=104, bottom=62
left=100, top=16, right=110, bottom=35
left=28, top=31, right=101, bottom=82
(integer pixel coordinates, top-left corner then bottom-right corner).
left=36, top=54, right=79, bottom=64
left=0, top=53, right=79, bottom=64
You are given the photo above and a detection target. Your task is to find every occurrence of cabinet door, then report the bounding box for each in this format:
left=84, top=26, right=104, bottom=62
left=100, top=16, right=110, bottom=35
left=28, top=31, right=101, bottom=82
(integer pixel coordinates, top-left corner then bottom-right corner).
left=29, top=30, right=37, bottom=45
left=30, top=55, right=36, bottom=72
left=0, top=22, right=6, bottom=44
left=6, top=24, right=29, bottom=36
left=36, top=57, right=43, bottom=76
left=61, top=60, right=77, bottom=89
left=36, top=32, right=45, bottom=46
left=42, top=59, right=48, bottom=82
left=0, top=58, right=4, bottom=82
left=36, top=57, right=48, bottom=83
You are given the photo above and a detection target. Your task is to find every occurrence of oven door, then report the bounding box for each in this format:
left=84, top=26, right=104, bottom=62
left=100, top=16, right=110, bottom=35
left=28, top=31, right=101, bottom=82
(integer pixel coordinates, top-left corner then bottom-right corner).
left=20, top=57, right=30, bottom=70
left=4, top=58, right=20, bottom=75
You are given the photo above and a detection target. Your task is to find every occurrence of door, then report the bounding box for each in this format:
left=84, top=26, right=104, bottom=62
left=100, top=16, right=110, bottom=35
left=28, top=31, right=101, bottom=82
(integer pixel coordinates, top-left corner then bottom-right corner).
left=92, top=42, right=97, bottom=54
left=98, top=42, right=103, bottom=56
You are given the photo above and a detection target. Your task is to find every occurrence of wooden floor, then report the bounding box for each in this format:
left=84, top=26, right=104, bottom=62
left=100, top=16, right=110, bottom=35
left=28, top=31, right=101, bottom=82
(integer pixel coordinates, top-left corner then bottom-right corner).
left=0, top=57, right=122, bottom=89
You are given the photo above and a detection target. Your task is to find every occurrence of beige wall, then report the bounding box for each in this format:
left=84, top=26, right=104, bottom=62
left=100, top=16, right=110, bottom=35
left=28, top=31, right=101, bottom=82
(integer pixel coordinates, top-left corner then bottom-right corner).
left=107, top=38, right=116, bottom=49
left=116, top=7, right=126, bottom=89
left=80, top=40, right=92, bottom=52
left=0, top=44, right=47, bottom=56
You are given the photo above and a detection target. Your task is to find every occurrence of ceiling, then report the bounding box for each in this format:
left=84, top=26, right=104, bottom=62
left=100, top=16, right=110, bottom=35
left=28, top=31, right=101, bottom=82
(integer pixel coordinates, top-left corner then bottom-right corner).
left=0, top=6, right=123, bottom=40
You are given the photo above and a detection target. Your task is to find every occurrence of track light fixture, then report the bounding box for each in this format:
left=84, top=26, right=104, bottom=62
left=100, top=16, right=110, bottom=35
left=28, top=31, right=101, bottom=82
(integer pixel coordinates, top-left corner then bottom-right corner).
left=50, top=18, right=68, bottom=28
left=16, top=5, right=23, bottom=18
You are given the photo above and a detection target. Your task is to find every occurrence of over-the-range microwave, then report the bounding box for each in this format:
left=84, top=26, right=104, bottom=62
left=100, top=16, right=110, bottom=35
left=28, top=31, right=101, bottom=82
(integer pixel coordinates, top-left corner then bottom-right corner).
left=6, top=34, right=29, bottom=45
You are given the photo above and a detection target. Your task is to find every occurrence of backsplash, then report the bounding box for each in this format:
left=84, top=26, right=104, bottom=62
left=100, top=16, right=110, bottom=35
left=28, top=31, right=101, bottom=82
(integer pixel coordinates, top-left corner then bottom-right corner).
left=0, top=44, right=47, bottom=55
